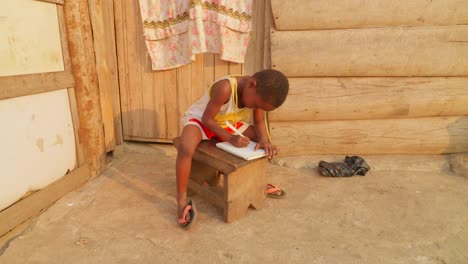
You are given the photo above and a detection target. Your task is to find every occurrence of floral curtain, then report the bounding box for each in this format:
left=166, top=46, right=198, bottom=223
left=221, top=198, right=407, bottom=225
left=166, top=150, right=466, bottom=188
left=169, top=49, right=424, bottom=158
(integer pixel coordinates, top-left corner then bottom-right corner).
left=139, top=0, right=253, bottom=70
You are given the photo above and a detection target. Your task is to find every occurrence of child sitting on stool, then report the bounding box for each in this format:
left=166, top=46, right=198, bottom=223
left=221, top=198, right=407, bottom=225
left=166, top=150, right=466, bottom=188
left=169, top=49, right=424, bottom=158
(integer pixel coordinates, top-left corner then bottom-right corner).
left=176, top=69, right=289, bottom=229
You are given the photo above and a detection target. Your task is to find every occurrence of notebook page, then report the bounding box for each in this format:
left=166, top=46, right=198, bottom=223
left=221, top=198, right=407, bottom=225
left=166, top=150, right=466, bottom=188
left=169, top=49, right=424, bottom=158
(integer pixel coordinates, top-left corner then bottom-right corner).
left=216, top=141, right=266, bottom=160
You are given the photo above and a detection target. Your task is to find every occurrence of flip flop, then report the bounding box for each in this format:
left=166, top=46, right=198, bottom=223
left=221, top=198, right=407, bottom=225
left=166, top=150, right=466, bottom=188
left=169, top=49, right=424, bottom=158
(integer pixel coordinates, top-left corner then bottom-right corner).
left=266, top=184, right=286, bottom=199
left=178, top=200, right=197, bottom=229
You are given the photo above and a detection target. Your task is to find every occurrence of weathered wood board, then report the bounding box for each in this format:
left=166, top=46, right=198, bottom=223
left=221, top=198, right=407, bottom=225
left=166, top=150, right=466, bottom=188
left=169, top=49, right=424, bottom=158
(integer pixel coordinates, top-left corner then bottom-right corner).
left=271, top=116, right=468, bottom=155
left=271, top=26, right=468, bottom=77
left=88, top=0, right=118, bottom=151
left=272, top=0, right=468, bottom=30
left=270, top=77, right=468, bottom=121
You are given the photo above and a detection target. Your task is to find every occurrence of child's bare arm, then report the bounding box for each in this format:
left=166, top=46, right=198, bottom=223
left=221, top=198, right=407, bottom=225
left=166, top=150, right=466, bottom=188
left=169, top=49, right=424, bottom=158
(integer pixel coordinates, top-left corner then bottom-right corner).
left=253, top=108, right=278, bottom=158
left=201, top=80, right=250, bottom=147
left=253, top=108, right=269, bottom=143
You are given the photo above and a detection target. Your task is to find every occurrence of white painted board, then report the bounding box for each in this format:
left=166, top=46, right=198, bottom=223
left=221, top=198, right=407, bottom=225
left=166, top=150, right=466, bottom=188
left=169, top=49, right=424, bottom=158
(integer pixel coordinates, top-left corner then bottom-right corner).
left=0, top=0, right=64, bottom=77
left=0, top=89, right=76, bottom=211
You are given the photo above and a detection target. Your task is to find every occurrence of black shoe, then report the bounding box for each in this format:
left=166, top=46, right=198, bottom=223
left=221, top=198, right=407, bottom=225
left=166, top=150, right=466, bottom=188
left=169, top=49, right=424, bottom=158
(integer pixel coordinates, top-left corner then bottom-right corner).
left=318, top=156, right=370, bottom=177
left=344, top=156, right=370, bottom=176
left=318, top=161, right=355, bottom=177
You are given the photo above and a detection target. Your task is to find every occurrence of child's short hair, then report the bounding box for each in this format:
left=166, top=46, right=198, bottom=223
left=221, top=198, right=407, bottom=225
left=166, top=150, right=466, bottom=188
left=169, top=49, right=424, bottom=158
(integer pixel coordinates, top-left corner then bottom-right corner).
left=253, top=69, right=289, bottom=108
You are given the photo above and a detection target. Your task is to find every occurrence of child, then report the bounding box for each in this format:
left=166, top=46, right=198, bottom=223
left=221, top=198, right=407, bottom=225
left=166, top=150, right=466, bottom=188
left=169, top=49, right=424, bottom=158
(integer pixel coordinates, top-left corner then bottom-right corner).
left=176, top=69, right=289, bottom=228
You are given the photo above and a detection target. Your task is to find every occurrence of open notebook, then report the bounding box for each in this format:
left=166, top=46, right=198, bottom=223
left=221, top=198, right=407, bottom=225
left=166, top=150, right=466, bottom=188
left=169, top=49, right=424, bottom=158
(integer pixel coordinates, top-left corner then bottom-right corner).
left=216, top=141, right=266, bottom=161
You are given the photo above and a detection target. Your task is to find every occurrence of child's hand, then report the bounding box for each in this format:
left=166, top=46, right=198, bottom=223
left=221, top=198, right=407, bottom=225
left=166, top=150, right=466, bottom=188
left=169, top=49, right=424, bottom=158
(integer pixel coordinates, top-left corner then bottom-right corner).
left=229, top=135, right=250, bottom=148
left=255, top=141, right=279, bottom=159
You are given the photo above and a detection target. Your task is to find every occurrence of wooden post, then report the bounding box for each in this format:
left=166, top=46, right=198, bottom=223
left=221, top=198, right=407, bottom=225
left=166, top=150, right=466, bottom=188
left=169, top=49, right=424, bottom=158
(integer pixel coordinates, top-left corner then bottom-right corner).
left=64, top=0, right=107, bottom=176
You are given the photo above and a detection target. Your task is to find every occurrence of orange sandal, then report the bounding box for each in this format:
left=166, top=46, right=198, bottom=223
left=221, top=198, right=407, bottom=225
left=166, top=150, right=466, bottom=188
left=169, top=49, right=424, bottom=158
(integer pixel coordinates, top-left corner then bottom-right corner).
left=178, top=200, right=197, bottom=229
left=266, top=184, right=286, bottom=199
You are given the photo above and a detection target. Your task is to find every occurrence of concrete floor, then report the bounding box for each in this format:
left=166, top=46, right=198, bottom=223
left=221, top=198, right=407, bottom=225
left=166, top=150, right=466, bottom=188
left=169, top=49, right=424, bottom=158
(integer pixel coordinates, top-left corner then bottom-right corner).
left=1, top=143, right=467, bottom=264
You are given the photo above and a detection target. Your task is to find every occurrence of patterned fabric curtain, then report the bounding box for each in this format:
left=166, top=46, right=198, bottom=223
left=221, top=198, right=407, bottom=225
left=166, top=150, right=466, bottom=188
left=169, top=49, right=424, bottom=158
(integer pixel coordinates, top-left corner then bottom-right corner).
left=139, top=0, right=253, bottom=70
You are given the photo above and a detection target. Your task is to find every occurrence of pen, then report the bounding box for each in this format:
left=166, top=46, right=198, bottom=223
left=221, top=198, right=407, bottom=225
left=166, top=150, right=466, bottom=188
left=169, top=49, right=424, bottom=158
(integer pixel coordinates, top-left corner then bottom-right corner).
left=225, top=121, right=245, bottom=138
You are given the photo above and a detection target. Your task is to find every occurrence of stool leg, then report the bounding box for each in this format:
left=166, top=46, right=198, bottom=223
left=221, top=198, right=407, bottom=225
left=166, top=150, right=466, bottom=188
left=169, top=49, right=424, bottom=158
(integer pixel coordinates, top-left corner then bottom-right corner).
left=223, top=159, right=267, bottom=222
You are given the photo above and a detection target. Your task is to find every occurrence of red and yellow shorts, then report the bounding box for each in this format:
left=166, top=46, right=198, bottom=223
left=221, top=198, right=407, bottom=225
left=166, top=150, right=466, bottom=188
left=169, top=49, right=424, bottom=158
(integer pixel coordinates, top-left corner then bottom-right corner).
left=186, top=118, right=249, bottom=141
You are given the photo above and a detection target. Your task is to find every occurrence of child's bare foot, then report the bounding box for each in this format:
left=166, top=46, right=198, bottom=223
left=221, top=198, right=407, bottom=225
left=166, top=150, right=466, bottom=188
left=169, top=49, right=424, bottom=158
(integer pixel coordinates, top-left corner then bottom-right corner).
left=177, top=198, right=187, bottom=218
left=266, top=184, right=286, bottom=199
left=177, top=193, right=188, bottom=217
left=177, top=200, right=197, bottom=229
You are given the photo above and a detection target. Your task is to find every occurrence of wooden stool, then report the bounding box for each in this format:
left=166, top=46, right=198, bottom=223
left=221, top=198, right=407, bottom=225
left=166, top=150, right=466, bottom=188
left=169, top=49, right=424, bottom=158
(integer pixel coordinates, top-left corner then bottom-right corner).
left=173, top=138, right=267, bottom=222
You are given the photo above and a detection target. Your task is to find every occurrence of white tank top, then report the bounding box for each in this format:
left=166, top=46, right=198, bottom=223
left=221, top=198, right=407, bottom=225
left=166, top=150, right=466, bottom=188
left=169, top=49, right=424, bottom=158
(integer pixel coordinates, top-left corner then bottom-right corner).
left=183, top=75, right=252, bottom=128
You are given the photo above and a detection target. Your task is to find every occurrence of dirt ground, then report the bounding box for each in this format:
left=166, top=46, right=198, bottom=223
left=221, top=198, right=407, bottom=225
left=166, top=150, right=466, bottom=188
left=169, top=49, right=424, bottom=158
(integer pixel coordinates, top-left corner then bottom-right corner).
left=1, top=143, right=467, bottom=264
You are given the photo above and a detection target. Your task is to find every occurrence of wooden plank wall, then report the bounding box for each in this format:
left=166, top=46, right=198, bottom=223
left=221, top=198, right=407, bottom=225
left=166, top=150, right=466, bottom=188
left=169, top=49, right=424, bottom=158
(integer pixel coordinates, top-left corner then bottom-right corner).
left=113, top=0, right=266, bottom=142
left=269, top=0, right=468, bottom=155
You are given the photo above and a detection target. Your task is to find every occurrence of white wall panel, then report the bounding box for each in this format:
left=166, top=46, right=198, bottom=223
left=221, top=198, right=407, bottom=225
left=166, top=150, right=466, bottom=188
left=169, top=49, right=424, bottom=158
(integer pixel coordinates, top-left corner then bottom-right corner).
left=0, top=89, right=76, bottom=211
left=0, top=0, right=64, bottom=77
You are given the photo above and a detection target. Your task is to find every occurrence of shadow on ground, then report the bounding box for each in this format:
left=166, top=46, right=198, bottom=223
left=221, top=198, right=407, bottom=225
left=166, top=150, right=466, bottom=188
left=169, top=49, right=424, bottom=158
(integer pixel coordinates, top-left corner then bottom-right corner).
left=1, top=143, right=467, bottom=264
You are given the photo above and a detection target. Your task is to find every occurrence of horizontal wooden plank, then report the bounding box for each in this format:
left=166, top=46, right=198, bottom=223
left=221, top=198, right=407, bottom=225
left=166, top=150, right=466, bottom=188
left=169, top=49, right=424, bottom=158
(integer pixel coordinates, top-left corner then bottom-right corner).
left=0, top=71, right=75, bottom=100
left=124, top=135, right=173, bottom=144
left=271, top=26, right=468, bottom=77
left=0, top=164, right=90, bottom=237
left=272, top=0, right=468, bottom=30
left=36, top=0, right=64, bottom=5
left=270, top=77, right=468, bottom=121
left=271, top=117, right=468, bottom=155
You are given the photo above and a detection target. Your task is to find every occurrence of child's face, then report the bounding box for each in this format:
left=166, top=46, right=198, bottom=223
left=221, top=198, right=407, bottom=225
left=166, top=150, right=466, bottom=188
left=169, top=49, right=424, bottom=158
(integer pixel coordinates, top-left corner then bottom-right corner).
left=242, top=84, right=276, bottom=111
left=253, top=95, right=276, bottom=111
